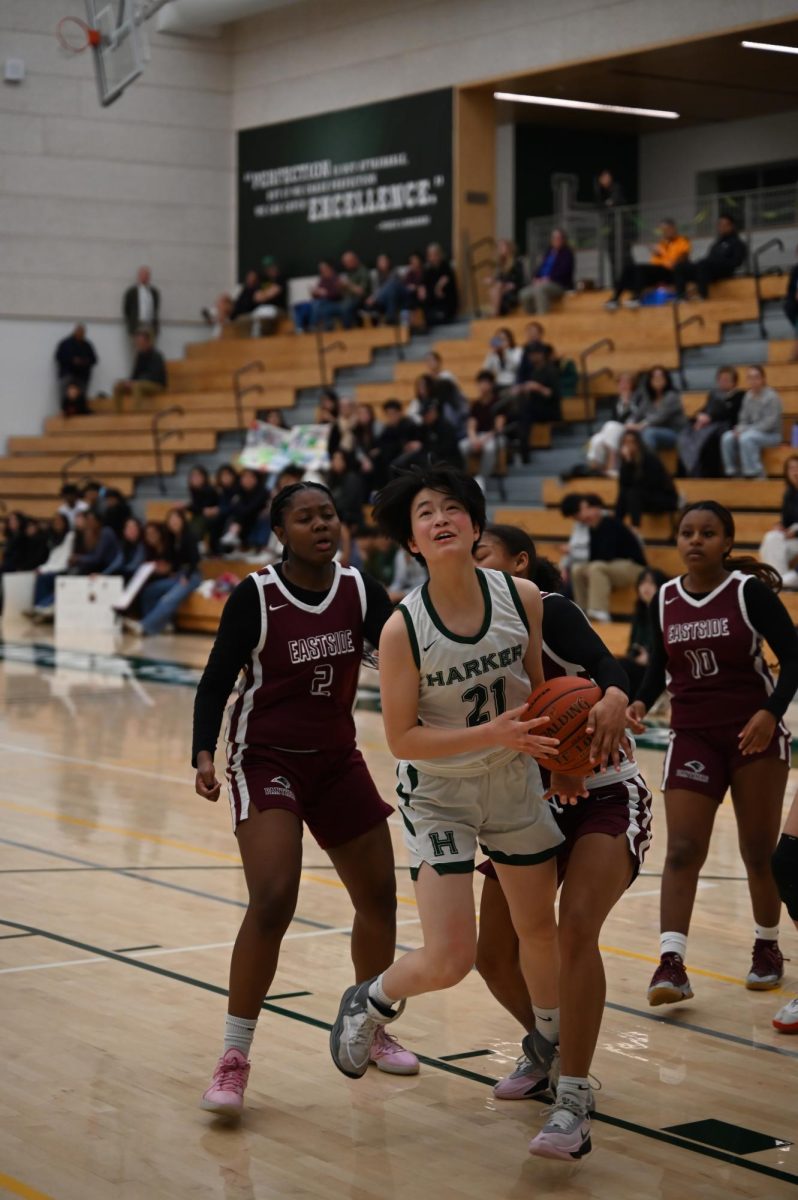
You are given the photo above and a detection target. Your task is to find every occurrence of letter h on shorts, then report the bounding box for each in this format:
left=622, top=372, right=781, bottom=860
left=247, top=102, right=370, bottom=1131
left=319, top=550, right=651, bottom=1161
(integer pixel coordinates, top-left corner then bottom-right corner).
left=429, top=829, right=459, bottom=857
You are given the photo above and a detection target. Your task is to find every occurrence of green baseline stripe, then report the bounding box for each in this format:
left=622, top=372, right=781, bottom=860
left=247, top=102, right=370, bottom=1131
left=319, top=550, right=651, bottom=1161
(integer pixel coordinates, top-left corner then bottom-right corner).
left=1, top=917, right=797, bottom=1187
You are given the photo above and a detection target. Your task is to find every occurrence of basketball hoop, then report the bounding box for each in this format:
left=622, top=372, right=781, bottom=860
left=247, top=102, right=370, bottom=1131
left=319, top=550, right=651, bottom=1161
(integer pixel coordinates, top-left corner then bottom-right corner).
left=56, top=16, right=102, bottom=53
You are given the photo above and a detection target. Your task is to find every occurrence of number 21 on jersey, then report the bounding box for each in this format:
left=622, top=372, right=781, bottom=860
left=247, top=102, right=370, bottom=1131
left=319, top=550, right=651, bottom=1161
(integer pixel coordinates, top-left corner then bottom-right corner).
left=462, top=677, right=507, bottom=726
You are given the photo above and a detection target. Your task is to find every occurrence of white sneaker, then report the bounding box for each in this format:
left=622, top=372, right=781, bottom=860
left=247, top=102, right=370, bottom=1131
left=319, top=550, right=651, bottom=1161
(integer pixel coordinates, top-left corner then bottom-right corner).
left=773, top=996, right=798, bottom=1033
left=603, top=300, right=619, bottom=311
left=529, top=1093, right=592, bottom=1160
left=623, top=298, right=641, bottom=310
left=782, top=570, right=798, bottom=590
left=587, top=609, right=612, bottom=622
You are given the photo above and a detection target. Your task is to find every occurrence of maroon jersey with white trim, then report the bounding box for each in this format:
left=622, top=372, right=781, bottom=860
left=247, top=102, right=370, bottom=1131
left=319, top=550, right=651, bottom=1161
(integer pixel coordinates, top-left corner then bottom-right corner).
left=225, top=562, right=366, bottom=753
left=659, top=571, right=777, bottom=729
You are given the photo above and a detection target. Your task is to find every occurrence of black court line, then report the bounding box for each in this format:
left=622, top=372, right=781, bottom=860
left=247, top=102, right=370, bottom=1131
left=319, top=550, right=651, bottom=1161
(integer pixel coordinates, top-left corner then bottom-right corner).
left=0, top=932, right=35, bottom=940
left=2, top=834, right=795, bottom=1062
left=439, top=1049, right=493, bottom=1061
left=265, top=991, right=312, bottom=1000
left=0, top=917, right=795, bottom=1188
left=114, top=944, right=161, bottom=953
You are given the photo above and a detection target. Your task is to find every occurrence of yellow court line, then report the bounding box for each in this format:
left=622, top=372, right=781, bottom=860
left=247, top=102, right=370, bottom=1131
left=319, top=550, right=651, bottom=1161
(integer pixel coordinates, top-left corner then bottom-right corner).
left=0, top=800, right=761, bottom=975
left=0, top=1171, right=55, bottom=1200
left=0, top=797, right=417, bottom=906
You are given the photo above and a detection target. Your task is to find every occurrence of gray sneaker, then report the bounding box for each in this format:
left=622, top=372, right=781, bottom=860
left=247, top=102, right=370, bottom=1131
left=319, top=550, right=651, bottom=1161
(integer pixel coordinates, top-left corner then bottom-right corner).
left=493, top=1053, right=549, bottom=1100
left=529, top=1093, right=592, bottom=1160
left=330, top=978, right=404, bottom=1079
left=522, top=1028, right=560, bottom=1094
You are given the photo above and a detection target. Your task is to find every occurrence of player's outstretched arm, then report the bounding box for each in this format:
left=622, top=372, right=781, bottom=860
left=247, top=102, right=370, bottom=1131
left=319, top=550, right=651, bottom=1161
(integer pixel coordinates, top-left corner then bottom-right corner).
left=512, top=577, right=545, bottom=691
left=378, top=611, right=559, bottom=761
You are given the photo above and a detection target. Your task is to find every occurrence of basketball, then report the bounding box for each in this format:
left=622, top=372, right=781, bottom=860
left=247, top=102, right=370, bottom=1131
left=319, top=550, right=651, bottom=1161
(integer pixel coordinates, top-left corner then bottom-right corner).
left=524, top=676, right=602, bottom=775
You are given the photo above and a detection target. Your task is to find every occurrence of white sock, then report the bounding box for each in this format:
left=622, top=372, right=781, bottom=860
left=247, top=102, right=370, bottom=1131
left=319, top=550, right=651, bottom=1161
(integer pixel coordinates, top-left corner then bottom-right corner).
left=755, top=924, right=779, bottom=942
left=223, top=1013, right=257, bottom=1057
left=532, top=1005, right=560, bottom=1045
left=660, top=932, right=687, bottom=960
left=368, top=972, right=400, bottom=1013
left=557, top=1075, right=591, bottom=1107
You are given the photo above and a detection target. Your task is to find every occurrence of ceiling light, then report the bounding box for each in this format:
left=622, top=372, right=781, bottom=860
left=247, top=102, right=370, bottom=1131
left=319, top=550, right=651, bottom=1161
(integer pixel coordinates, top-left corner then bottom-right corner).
left=494, top=92, right=679, bottom=119
left=741, top=40, right=798, bottom=55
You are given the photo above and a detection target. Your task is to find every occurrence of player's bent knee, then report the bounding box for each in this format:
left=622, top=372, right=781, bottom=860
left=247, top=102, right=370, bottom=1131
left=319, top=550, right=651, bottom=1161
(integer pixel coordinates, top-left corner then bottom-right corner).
left=247, top=888, right=298, bottom=937
left=427, top=945, right=476, bottom=989
left=772, top=835, right=798, bottom=919
left=558, top=908, right=603, bottom=953
left=665, top=838, right=706, bottom=873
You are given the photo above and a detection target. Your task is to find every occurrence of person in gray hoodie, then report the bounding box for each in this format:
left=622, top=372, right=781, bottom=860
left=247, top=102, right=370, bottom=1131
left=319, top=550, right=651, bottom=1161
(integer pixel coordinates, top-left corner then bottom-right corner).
left=720, top=365, right=783, bottom=479
left=625, top=365, right=685, bottom=453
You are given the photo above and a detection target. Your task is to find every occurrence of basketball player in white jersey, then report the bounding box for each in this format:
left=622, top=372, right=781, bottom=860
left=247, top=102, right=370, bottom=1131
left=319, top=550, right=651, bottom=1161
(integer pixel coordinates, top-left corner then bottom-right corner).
left=330, top=465, right=587, bottom=1160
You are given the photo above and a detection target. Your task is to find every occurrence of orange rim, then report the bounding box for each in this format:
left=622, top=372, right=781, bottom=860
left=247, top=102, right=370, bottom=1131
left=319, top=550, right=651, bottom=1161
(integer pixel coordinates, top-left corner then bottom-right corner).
left=55, top=16, right=98, bottom=53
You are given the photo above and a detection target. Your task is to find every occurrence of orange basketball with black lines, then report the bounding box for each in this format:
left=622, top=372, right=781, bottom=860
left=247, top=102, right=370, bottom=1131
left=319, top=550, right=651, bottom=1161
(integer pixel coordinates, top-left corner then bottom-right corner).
left=524, top=675, right=601, bottom=775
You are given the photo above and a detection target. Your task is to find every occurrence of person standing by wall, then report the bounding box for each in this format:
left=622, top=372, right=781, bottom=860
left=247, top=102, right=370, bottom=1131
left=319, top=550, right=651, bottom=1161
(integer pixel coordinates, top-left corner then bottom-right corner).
left=123, top=266, right=160, bottom=339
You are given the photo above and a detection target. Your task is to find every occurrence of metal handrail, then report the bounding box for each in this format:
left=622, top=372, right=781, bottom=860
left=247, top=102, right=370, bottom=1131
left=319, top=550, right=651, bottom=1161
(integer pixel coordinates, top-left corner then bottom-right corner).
left=60, top=451, right=95, bottom=486
left=236, top=384, right=264, bottom=432
left=753, top=237, right=785, bottom=339
left=233, top=360, right=264, bottom=389
left=579, top=339, right=614, bottom=428
left=151, top=406, right=184, bottom=496
left=466, top=235, right=497, bottom=316
left=672, top=309, right=705, bottom=389
left=314, top=329, right=346, bottom=388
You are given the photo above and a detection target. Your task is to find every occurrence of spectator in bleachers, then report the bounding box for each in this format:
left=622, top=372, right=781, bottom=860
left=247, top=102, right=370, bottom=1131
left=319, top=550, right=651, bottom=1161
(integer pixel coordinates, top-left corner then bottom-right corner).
left=575, top=371, right=639, bottom=477
left=327, top=450, right=365, bottom=528
left=482, top=327, right=522, bottom=390
left=401, top=250, right=426, bottom=320
left=616, top=568, right=663, bottom=697
left=518, top=228, right=575, bottom=314
left=123, top=266, right=160, bottom=339
left=2, top=512, right=48, bottom=576
left=396, top=397, right=462, bottom=470
left=419, top=243, right=458, bottom=326
left=387, top=549, right=428, bottom=604
left=785, top=249, right=798, bottom=362
left=371, top=399, right=422, bottom=486
left=203, top=464, right=240, bottom=554
left=219, top=467, right=269, bottom=552
left=340, top=251, right=372, bottom=327
left=113, top=328, right=167, bottom=412
left=435, top=376, right=469, bottom=439
left=459, top=370, right=505, bottom=486
left=673, top=214, right=747, bottom=301
left=364, top=254, right=400, bottom=324
left=486, top=239, right=524, bottom=316
left=406, top=372, right=436, bottom=422
left=605, top=219, right=691, bottom=310
left=424, top=349, right=460, bottom=388
left=625, top=365, right=685, bottom=452
left=759, top=453, right=798, bottom=584
left=80, top=480, right=103, bottom=510
left=513, top=340, right=562, bottom=462
left=102, top=488, right=132, bottom=538
left=760, top=455, right=798, bottom=589
left=678, top=366, right=745, bottom=477
left=231, top=270, right=261, bottom=322
left=615, top=429, right=678, bottom=529
left=261, top=408, right=289, bottom=429
left=231, top=260, right=286, bottom=335
left=314, top=387, right=339, bottom=425
left=202, top=291, right=234, bottom=337
left=184, top=465, right=220, bottom=546
left=26, top=515, right=74, bottom=617
left=70, top=509, right=119, bottom=574
left=558, top=494, right=592, bottom=594
left=258, top=257, right=287, bottom=318
left=328, top=395, right=359, bottom=457
left=594, top=167, right=633, bottom=269
left=60, top=379, right=89, bottom=418
left=123, top=509, right=201, bottom=637
left=310, top=260, right=345, bottom=330
left=569, top=492, right=647, bottom=622
left=720, top=365, right=783, bottom=479
left=55, top=323, right=97, bottom=394
left=103, top=517, right=146, bottom=580
left=58, top=483, right=88, bottom=530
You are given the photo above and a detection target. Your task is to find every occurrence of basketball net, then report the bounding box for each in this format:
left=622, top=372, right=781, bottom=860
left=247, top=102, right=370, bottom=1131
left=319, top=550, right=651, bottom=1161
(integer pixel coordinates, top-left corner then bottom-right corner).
left=56, top=16, right=102, bottom=53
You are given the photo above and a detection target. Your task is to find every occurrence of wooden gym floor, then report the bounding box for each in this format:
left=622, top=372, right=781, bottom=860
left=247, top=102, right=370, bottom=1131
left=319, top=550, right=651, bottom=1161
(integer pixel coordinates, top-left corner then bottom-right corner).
left=0, top=628, right=797, bottom=1200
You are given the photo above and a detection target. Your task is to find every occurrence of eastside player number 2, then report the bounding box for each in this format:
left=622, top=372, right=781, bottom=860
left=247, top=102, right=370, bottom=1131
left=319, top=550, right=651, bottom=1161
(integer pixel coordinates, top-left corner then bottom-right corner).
left=311, top=664, right=333, bottom=696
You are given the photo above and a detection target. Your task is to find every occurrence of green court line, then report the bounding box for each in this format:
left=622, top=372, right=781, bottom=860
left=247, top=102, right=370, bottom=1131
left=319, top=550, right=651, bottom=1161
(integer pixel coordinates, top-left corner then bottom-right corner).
left=1, top=916, right=796, bottom=1187
left=439, top=1049, right=493, bottom=1061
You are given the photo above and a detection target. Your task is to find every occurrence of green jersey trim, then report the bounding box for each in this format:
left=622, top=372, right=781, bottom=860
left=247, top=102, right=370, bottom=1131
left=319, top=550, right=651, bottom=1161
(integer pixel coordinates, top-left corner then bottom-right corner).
left=480, top=842, right=561, bottom=866
left=420, top=570, right=493, bottom=645
left=410, top=859, right=475, bottom=881
left=504, top=572, right=529, bottom=633
left=398, top=604, right=421, bottom=669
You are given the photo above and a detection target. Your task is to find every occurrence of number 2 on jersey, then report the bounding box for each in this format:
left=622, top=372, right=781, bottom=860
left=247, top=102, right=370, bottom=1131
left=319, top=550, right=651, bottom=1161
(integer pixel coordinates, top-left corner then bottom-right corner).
left=462, top=677, right=507, bottom=726
left=311, top=664, right=333, bottom=697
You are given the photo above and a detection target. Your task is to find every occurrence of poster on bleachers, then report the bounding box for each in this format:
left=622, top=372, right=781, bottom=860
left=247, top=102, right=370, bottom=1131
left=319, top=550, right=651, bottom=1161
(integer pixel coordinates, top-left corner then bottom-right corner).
left=238, top=89, right=453, bottom=278
left=238, top=422, right=330, bottom=474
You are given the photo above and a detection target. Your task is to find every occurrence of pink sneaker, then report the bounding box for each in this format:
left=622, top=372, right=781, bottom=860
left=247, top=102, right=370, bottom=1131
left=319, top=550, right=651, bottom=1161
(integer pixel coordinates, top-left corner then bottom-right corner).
left=368, top=1026, right=419, bottom=1075
left=200, top=1048, right=250, bottom=1117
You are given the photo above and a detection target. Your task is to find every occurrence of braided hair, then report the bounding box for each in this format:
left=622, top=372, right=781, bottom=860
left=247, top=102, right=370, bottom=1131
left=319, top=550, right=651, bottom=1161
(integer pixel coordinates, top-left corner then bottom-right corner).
left=482, top=524, right=564, bottom=593
left=270, top=481, right=338, bottom=560
left=678, top=500, right=781, bottom=592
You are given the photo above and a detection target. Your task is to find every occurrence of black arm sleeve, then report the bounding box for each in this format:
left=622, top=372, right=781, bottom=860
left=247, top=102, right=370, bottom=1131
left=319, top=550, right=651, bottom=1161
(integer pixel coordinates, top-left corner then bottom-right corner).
left=361, top=570, right=394, bottom=647
left=742, top=578, right=798, bottom=719
left=542, top=594, right=630, bottom=697
left=191, top=576, right=261, bottom=766
left=634, top=598, right=667, bottom=710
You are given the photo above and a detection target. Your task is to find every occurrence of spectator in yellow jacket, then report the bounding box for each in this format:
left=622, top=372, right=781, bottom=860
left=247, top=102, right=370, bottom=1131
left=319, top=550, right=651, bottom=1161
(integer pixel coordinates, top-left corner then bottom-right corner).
left=606, top=219, right=691, bottom=310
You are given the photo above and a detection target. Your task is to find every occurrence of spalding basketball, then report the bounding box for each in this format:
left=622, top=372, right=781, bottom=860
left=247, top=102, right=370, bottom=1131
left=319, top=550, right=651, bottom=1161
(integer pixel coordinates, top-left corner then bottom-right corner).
left=524, top=675, right=601, bottom=775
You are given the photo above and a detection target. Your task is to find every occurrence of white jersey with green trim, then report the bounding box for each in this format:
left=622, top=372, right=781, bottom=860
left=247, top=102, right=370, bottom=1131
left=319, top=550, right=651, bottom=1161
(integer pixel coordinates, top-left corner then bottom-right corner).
left=398, top=567, right=534, bottom=778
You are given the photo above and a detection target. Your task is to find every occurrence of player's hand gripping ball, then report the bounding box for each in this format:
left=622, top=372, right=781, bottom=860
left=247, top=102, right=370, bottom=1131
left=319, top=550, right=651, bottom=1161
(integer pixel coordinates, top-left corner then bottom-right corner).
left=524, top=676, right=601, bottom=774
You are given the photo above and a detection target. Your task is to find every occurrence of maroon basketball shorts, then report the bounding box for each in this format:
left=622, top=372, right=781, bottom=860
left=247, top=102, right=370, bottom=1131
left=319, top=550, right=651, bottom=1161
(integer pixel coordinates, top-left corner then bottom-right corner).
left=477, top=773, right=653, bottom=886
left=662, top=721, right=791, bottom=803
left=225, top=741, right=393, bottom=848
